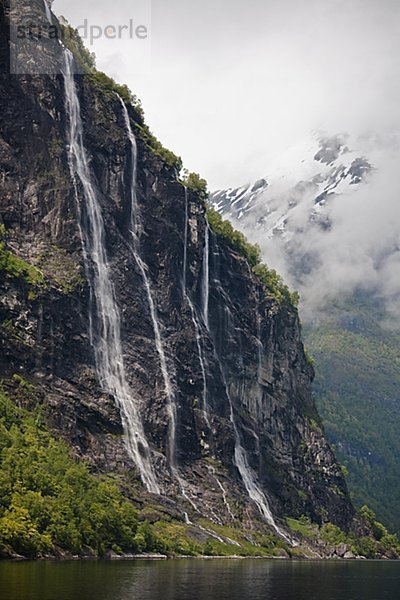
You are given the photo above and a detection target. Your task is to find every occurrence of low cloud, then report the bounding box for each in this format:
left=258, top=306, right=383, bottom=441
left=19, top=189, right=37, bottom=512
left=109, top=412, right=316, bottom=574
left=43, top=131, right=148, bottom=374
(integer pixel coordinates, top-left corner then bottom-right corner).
left=53, top=0, right=400, bottom=318
left=55, top=0, right=400, bottom=189
left=245, top=137, right=400, bottom=321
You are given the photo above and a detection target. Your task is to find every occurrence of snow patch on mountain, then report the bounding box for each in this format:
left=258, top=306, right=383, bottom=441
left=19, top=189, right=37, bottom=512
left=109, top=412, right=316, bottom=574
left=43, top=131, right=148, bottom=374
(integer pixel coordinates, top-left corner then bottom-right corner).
left=210, top=133, right=373, bottom=242
left=209, top=131, right=400, bottom=322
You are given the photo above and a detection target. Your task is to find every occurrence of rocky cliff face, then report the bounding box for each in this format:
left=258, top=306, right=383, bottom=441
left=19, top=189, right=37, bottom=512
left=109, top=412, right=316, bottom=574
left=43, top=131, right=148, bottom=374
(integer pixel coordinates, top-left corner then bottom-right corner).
left=0, top=0, right=355, bottom=541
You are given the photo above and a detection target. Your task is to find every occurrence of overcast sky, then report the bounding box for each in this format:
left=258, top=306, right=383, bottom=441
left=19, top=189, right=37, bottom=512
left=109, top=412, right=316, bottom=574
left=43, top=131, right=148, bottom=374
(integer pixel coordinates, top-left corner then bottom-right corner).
left=54, top=0, right=400, bottom=190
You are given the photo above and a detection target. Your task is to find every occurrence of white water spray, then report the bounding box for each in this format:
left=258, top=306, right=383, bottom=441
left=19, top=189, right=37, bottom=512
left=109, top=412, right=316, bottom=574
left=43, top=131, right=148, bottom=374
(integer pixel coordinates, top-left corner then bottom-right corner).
left=224, top=371, right=291, bottom=542
left=178, top=474, right=200, bottom=514
left=62, top=50, right=159, bottom=494
left=118, top=98, right=178, bottom=470
left=232, top=412, right=291, bottom=543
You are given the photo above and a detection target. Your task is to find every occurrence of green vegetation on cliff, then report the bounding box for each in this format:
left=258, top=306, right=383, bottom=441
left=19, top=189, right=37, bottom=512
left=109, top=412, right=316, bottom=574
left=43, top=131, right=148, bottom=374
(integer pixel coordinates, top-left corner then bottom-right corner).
left=181, top=171, right=208, bottom=200
left=59, top=21, right=96, bottom=72
left=0, top=227, right=83, bottom=296
left=59, top=16, right=182, bottom=171
left=86, top=71, right=182, bottom=169
left=0, top=384, right=287, bottom=559
left=86, top=71, right=133, bottom=106
left=206, top=207, right=299, bottom=307
left=0, top=225, right=44, bottom=289
left=0, top=384, right=143, bottom=558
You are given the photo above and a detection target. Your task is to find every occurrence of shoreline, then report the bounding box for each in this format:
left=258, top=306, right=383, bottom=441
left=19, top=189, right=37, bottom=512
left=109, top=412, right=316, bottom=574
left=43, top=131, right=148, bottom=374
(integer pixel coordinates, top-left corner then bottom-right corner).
left=2, top=553, right=396, bottom=563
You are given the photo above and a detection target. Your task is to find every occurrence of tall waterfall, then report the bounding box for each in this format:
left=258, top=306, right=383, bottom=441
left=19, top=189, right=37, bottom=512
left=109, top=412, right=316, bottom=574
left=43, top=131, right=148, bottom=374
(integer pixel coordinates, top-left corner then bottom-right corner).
left=209, top=234, right=291, bottom=543
left=182, top=188, right=188, bottom=291
left=62, top=50, right=159, bottom=494
left=231, top=406, right=291, bottom=543
left=182, top=189, right=209, bottom=419
left=119, top=98, right=178, bottom=470
left=187, top=295, right=209, bottom=420
left=201, top=221, right=210, bottom=328
left=207, top=465, right=235, bottom=520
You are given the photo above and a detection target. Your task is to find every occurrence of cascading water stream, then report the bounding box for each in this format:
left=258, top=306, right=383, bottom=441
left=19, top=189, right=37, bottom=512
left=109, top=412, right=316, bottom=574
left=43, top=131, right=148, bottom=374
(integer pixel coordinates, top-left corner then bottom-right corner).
left=62, top=46, right=290, bottom=538
left=62, top=50, right=159, bottom=494
left=207, top=465, right=235, bottom=520
left=120, top=103, right=203, bottom=513
left=208, top=234, right=291, bottom=544
left=201, top=220, right=210, bottom=328
left=231, top=410, right=291, bottom=543
left=186, top=296, right=210, bottom=421
left=224, top=364, right=290, bottom=542
left=118, top=98, right=179, bottom=471
left=182, top=189, right=209, bottom=420
left=182, top=188, right=188, bottom=291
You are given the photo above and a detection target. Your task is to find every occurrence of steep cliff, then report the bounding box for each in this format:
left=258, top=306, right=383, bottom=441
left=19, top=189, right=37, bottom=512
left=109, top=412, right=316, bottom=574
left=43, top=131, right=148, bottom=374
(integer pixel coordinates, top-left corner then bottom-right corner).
left=0, top=0, right=380, bottom=558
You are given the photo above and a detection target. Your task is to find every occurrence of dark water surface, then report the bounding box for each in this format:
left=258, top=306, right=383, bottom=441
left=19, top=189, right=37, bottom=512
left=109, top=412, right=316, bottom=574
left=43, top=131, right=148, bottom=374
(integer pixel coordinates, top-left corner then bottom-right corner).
left=0, top=559, right=399, bottom=600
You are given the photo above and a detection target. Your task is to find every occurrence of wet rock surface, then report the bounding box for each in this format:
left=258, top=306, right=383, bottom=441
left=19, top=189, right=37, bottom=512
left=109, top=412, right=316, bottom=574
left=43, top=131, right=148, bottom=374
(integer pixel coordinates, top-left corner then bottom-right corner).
left=0, top=0, right=355, bottom=539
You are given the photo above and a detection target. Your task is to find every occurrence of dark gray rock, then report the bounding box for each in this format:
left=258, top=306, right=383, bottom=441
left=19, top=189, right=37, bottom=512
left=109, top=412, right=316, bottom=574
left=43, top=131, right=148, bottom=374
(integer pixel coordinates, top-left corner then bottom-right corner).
left=0, top=0, right=355, bottom=536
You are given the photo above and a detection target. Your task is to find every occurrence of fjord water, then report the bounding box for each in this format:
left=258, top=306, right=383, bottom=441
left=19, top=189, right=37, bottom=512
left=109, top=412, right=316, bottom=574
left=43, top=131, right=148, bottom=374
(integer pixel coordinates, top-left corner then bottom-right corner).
left=1, top=560, right=399, bottom=600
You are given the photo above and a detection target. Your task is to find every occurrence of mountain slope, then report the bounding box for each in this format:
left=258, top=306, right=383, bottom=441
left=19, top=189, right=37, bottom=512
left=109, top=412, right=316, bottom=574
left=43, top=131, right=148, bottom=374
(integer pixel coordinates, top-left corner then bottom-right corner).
left=306, top=293, right=400, bottom=533
left=210, top=132, right=400, bottom=535
left=0, top=0, right=381, bottom=559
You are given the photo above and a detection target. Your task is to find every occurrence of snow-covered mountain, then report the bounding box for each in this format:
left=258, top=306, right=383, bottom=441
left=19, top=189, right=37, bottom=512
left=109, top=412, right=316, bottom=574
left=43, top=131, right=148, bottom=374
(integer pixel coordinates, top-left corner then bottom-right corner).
left=210, top=132, right=373, bottom=243
left=210, top=131, right=400, bottom=321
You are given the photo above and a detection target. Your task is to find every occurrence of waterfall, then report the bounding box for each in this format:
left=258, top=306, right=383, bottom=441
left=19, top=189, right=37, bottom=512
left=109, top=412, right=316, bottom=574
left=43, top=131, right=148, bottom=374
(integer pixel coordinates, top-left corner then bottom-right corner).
left=182, top=189, right=209, bottom=420
left=178, top=475, right=199, bottom=513
left=43, top=0, right=52, bottom=24
left=207, top=465, right=235, bottom=520
left=201, top=221, right=210, bottom=328
left=118, top=98, right=178, bottom=470
left=62, top=50, right=159, bottom=494
left=187, top=295, right=209, bottom=420
left=231, top=412, right=291, bottom=543
left=61, top=48, right=289, bottom=538
left=208, top=234, right=291, bottom=544
left=182, top=188, right=188, bottom=290
left=226, top=372, right=290, bottom=542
